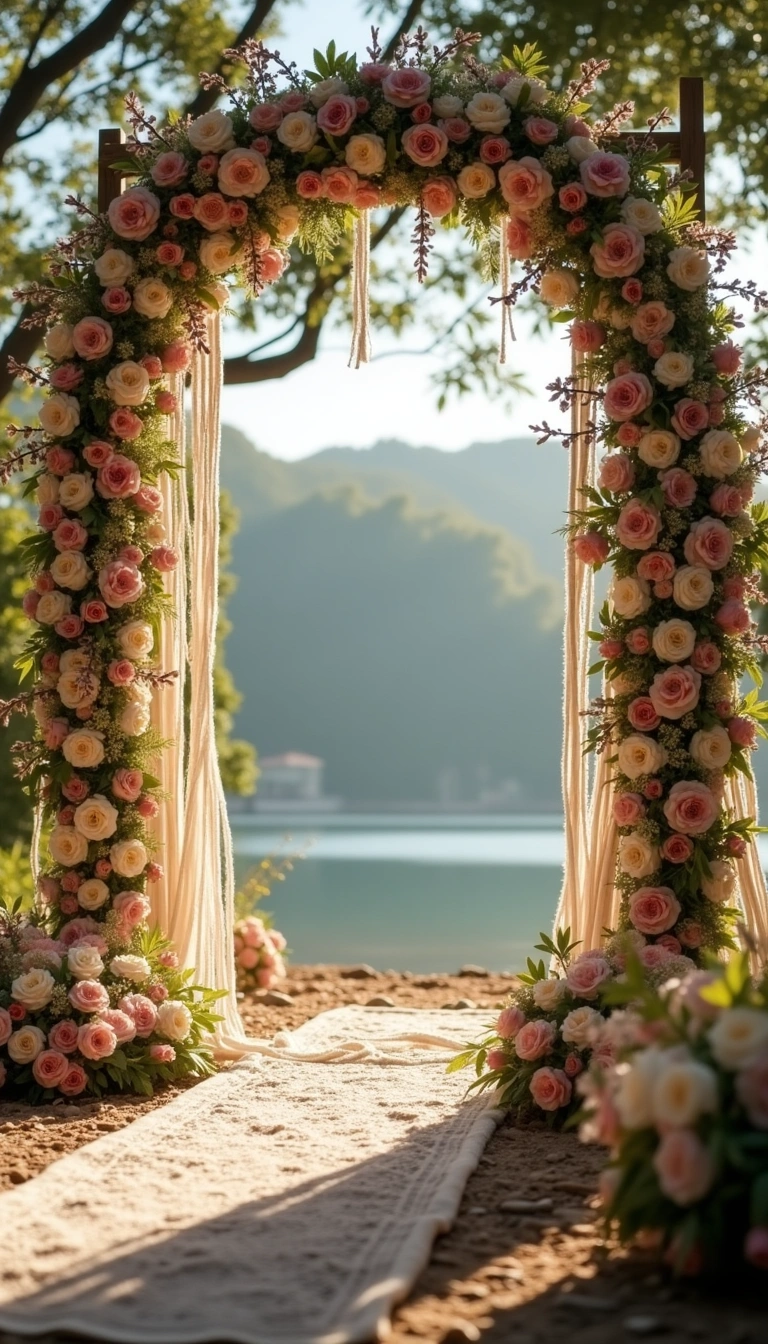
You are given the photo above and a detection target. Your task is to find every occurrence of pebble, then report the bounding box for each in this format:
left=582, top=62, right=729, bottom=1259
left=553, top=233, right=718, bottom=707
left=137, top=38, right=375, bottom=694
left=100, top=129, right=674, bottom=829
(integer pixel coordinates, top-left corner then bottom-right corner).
left=261, top=991, right=294, bottom=1007
left=441, top=999, right=477, bottom=1010
left=499, top=1197, right=554, bottom=1213
left=365, top=995, right=395, bottom=1007
left=8, top=1170, right=28, bottom=1185
left=458, top=964, right=489, bottom=978
left=441, top=1325, right=480, bottom=1343
left=624, top=1316, right=666, bottom=1336
left=339, top=964, right=379, bottom=979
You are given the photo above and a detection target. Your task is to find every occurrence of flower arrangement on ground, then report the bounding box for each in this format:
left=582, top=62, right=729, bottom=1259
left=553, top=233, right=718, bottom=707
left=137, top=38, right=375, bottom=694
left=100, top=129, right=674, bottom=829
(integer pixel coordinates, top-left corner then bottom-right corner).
left=452, top=928, right=695, bottom=1121
left=234, top=916, right=288, bottom=993
left=579, top=949, right=768, bottom=1276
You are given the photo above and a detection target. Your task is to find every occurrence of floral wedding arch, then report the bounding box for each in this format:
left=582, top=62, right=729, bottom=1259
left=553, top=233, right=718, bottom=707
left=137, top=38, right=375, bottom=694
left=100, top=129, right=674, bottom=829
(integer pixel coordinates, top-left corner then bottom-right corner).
left=2, top=28, right=768, bottom=1101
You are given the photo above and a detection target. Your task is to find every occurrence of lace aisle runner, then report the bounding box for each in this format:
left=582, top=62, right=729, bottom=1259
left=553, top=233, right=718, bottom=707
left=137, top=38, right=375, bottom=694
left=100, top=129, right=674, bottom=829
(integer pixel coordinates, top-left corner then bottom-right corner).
left=0, top=1008, right=501, bottom=1344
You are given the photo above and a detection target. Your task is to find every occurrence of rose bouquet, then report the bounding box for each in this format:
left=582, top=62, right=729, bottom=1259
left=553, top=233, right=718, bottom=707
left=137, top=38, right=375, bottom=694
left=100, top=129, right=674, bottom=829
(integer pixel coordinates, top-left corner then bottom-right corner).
left=452, top=928, right=695, bottom=1122
left=579, top=949, right=768, bottom=1275
left=234, top=916, right=288, bottom=993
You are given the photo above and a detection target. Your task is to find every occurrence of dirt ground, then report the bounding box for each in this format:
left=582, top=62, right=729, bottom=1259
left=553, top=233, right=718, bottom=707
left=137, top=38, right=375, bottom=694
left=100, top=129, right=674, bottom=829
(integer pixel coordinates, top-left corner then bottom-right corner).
left=1, top=963, right=766, bottom=1344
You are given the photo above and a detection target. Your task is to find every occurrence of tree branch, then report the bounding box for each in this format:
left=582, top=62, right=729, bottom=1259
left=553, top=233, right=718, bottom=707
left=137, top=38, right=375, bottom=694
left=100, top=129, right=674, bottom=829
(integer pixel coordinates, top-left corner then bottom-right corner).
left=382, top=0, right=426, bottom=62
left=0, top=0, right=138, bottom=164
left=184, top=0, right=281, bottom=119
left=0, top=308, right=42, bottom=407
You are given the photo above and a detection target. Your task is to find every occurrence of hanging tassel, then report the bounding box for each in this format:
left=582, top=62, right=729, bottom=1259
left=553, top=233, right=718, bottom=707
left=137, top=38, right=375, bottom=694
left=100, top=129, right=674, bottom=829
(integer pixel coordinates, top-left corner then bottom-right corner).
left=348, top=212, right=371, bottom=369
left=498, top=220, right=515, bottom=365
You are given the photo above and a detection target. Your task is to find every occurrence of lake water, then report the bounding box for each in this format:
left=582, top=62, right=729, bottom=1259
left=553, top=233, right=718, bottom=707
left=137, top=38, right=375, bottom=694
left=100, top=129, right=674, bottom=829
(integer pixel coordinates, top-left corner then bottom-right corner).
left=231, top=814, right=768, bottom=972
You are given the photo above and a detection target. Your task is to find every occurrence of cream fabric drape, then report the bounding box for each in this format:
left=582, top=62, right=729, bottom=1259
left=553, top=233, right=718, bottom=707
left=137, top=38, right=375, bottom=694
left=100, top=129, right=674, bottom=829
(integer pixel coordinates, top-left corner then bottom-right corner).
left=724, top=773, right=768, bottom=968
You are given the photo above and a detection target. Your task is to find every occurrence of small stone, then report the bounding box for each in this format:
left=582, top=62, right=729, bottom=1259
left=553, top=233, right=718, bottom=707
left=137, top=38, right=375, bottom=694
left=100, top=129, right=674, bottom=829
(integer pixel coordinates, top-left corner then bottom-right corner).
left=365, top=995, right=395, bottom=1007
left=556, top=1179, right=596, bottom=1196
left=499, top=1197, right=554, bottom=1213
left=441, top=1325, right=480, bottom=1344
left=8, top=1170, right=28, bottom=1185
left=340, top=964, right=379, bottom=979
left=624, top=1316, right=666, bottom=1336
left=441, top=998, right=477, bottom=1010
left=261, top=991, right=294, bottom=1007
left=447, top=1282, right=490, bottom=1299
left=458, top=964, right=490, bottom=978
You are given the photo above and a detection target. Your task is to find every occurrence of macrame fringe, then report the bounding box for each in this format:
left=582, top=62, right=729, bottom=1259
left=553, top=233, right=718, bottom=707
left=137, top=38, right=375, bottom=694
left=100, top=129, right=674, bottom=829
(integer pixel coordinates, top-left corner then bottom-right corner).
left=348, top=212, right=371, bottom=369
left=498, top=222, right=515, bottom=364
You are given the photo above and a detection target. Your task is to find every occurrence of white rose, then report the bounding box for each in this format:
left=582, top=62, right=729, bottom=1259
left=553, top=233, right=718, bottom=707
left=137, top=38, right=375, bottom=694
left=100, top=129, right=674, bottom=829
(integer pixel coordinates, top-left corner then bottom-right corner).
left=7, top=1025, right=46, bottom=1064
left=60, top=649, right=90, bottom=673
left=187, top=109, right=235, bottom=153
left=653, top=352, right=694, bottom=389
left=77, top=878, right=111, bottom=911
left=561, top=1005, right=602, bottom=1048
left=110, top=837, right=148, bottom=878
left=565, top=135, right=600, bottom=162
left=742, top=426, right=761, bottom=455
left=57, top=668, right=99, bottom=709
left=345, top=133, right=386, bottom=176
left=116, top=620, right=154, bottom=659
left=667, top=245, right=709, bottom=290
left=44, top=323, right=75, bottom=360
left=105, top=360, right=150, bottom=406
left=618, top=832, right=660, bottom=879
left=464, top=91, right=510, bottom=133
left=651, top=1058, right=718, bottom=1128
left=199, top=231, right=242, bottom=276
left=50, top=550, right=91, bottom=591
left=701, top=859, right=736, bottom=904
left=611, top=574, right=651, bottom=619
left=49, top=825, right=89, bottom=866
left=539, top=269, right=579, bottom=308
left=120, top=683, right=152, bottom=736
left=532, top=978, right=569, bottom=1011
left=275, top=204, right=300, bottom=239
left=132, top=277, right=173, bottom=320
left=276, top=111, right=318, bottom=153
left=110, top=954, right=151, bottom=983
left=200, top=281, right=230, bottom=310
left=67, top=945, right=104, bottom=980
left=617, top=734, right=667, bottom=780
left=699, top=429, right=743, bottom=480
left=456, top=162, right=496, bottom=199
left=11, top=968, right=55, bottom=1011
left=638, top=429, right=680, bottom=469
left=502, top=74, right=547, bottom=106
left=652, top=618, right=696, bottom=663
left=690, top=725, right=731, bottom=770
left=156, top=999, right=193, bottom=1041
left=94, top=248, right=135, bottom=285
left=673, top=565, right=714, bottom=611
left=39, top=393, right=80, bottom=437
left=58, top=472, right=94, bottom=511
left=709, top=1008, right=768, bottom=1070
left=432, top=94, right=464, bottom=117
left=620, top=196, right=663, bottom=234
left=36, top=473, right=60, bottom=506
left=73, top=794, right=119, bottom=842
left=35, top=591, right=72, bottom=625
left=308, top=77, right=348, bottom=107
left=62, top=729, right=105, bottom=769
left=615, top=1047, right=668, bottom=1128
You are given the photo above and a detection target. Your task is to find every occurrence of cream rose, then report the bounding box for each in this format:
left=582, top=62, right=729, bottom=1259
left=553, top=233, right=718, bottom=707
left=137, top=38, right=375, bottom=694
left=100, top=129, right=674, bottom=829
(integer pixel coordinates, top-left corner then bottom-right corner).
left=199, top=231, right=242, bottom=275
left=308, top=76, right=348, bottom=107
left=94, top=248, right=134, bottom=285
left=58, top=472, right=94, bottom=511
left=44, top=323, right=75, bottom=359
left=110, top=838, right=148, bottom=878
left=116, top=620, right=154, bottom=659
left=617, top=734, right=667, bottom=780
left=36, top=473, right=60, bottom=506
left=110, top=954, right=151, bottom=983
left=561, top=1005, right=602, bottom=1048
left=345, top=133, right=386, bottom=176
left=156, top=999, right=193, bottom=1041
left=77, top=878, right=111, bottom=911
left=673, top=565, right=714, bottom=611
left=638, top=429, right=681, bottom=469
left=699, top=429, right=743, bottom=479
left=133, top=277, right=174, bottom=320
left=610, top=574, right=651, bottom=619
left=667, top=245, right=709, bottom=290
left=689, top=725, right=731, bottom=770
left=49, top=825, right=89, bottom=867
left=275, top=204, right=299, bottom=240
left=73, top=794, right=119, bottom=842
left=652, top=619, right=696, bottom=663
left=653, top=351, right=694, bottom=389
left=188, top=109, right=235, bottom=152
left=709, top=1008, right=768, bottom=1070
left=62, top=728, right=105, bottom=769
left=620, top=196, right=663, bottom=234
left=50, top=550, right=91, bottom=591
left=701, top=859, right=737, bottom=904
left=456, top=161, right=495, bottom=199
left=105, top=361, right=150, bottom=406
left=565, top=135, right=600, bottom=162
left=35, top=591, right=72, bottom=625
left=532, top=978, right=568, bottom=1011
left=276, top=111, right=318, bottom=153
left=615, top=1048, right=667, bottom=1128
left=618, top=832, right=660, bottom=879
left=120, top=683, right=152, bottom=736
left=39, top=393, right=80, bottom=437
left=502, top=74, right=548, bottom=106
left=464, top=91, right=510, bottom=133
left=57, top=668, right=99, bottom=710
left=651, top=1058, right=718, bottom=1128
left=7, top=1025, right=46, bottom=1064
left=67, top=945, right=104, bottom=980
left=539, top=269, right=579, bottom=308
left=433, top=95, right=464, bottom=117
left=11, top=968, right=55, bottom=1012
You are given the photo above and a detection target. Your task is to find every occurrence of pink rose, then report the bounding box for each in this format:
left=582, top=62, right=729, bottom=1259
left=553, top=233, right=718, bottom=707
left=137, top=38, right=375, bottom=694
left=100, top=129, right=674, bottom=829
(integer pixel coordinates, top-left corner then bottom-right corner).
left=711, top=341, right=741, bottom=376
left=573, top=531, right=609, bottom=565
left=627, top=697, right=661, bottom=731
left=571, top=320, right=606, bottom=354
left=60, top=896, right=79, bottom=914
left=629, top=886, right=681, bottom=935
left=421, top=176, right=457, bottom=219
left=150, top=1042, right=176, bottom=1063
left=150, top=152, right=188, bottom=187
left=98, top=559, right=143, bottom=608
left=56, top=615, right=85, bottom=640
left=613, top=792, right=646, bottom=826
left=82, top=439, right=114, bottom=468
left=260, top=249, right=286, bottom=284
left=678, top=919, right=704, bottom=948
left=108, top=186, right=160, bottom=241
left=81, top=599, right=108, bottom=623
left=48, top=1019, right=79, bottom=1053
left=564, top=1054, right=583, bottom=1077
left=672, top=398, right=709, bottom=440
left=565, top=115, right=591, bottom=138
left=660, top=467, right=697, bottom=508
left=137, top=795, right=159, bottom=819
left=161, top=340, right=191, bottom=373
left=496, top=1005, right=526, bottom=1038
left=622, top=279, right=643, bottom=304
left=744, top=1226, right=768, bottom=1270
left=41, top=650, right=60, bottom=674
left=155, top=390, right=177, bottom=414
left=102, top=286, right=131, bottom=314
left=119, top=993, right=157, bottom=1037
left=156, top=241, right=184, bottom=266
left=604, top=372, right=653, bottom=422
left=352, top=183, right=381, bottom=210
left=663, top=780, right=718, bottom=835
left=590, top=223, right=645, bottom=278
left=100, top=1009, right=137, bottom=1044
left=139, top=356, right=162, bottom=380
left=658, top=934, right=682, bottom=955
left=529, top=1066, right=572, bottom=1111
left=32, top=1049, right=70, bottom=1089
left=580, top=151, right=631, bottom=197
left=77, top=1021, right=117, bottom=1061
left=112, top=890, right=151, bottom=927
left=320, top=166, right=359, bottom=203
left=728, top=716, right=757, bottom=748
left=514, top=1018, right=556, bottom=1060
left=47, top=446, right=76, bottom=475
left=640, top=944, right=672, bottom=970
left=600, top=639, right=624, bottom=659
left=196, top=154, right=219, bottom=176
left=558, top=182, right=588, bottom=212
left=647, top=338, right=666, bottom=358
left=107, top=658, right=136, bottom=685
left=716, top=599, right=751, bottom=635
left=683, top=517, right=733, bottom=570
left=72, top=317, right=113, bottom=361
left=96, top=453, right=142, bottom=500
left=381, top=68, right=431, bottom=108
left=616, top=498, right=662, bottom=551
left=439, top=116, right=471, bottom=144
left=250, top=104, right=283, bottom=132
left=524, top=116, right=558, bottom=145
left=120, top=544, right=144, bottom=564
left=565, top=953, right=612, bottom=1000
left=68, top=979, right=111, bottom=1014
left=146, top=861, right=163, bottom=882
left=653, top=1129, right=714, bottom=1206
left=661, top=834, right=694, bottom=864
left=598, top=452, right=635, bottom=492
left=479, top=136, right=512, bottom=165
left=498, top=157, right=554, bottom=214
left=169, top=193, right=195, bottom=219
left=50, top=364, right=83, bottom=391
left=44, top=718, right=69, bottom=752
left=59, top=1063, right=88, bottom=1096
left=22, top=589, right=40, bottom=619
left=506, top=216, right=533, bottom=259
left=193, top=192, right=230, bottom=231
left=238, top=946, right=258, bottom=970
left=296, top=170, right=324, bottom=199
left=649, top=664, right=701, bottom=720
left=39, top=504, right=63, bottom=531
left=109, top=408, right=143, bottom=439
left=709, top=483, right=742, bottom=517
left=316, top=94, right=358, bottom=137
left=112, top=767, right=143, bottom=801
left=637, top=552, right=675, bottom=584
left=736, top=1052, right=768, bottom=1129
left=401, top=123, right=449, bottom=168
left=485, top=1047, right=508, bottom=1072
left=0, top=1006, right=12, bottom=1046
left=359, top=62, right=390, bottom=85
left=690, top=641, right=721, bottom=675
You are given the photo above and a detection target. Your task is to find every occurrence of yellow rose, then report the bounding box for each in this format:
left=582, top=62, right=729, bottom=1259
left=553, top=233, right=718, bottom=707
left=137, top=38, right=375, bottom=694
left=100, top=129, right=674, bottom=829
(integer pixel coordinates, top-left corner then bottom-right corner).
left=94, top=248, right=134, bottom=285
left=456, top=161, right=495, bottom=199
left=109, top=954, right=151, bottom=982
left=620, top=196, right=662, bottom=234
left=532, top=978, right=568, bottom=1011
left=57, top=668, right=100, bottom=709
left=156, top=999, right=193, bottom=1041
left=618, top=832, right=660, bottom=878
left=689, top=726, right=731, bottom=770
left=187, top=109, right=234, bottom=152
left=653, top=352, right=694, bottom=389
left=651, top=618, right=696, bottom=663
left=116, top=620, right=154, bottom=659
left=276, top=111, right=318, bottom=153
left=539, top=269, right=580, bottom=308
left=275, top=205, right=300, bottom=239
left=709, top=1008, right=768, bottom=1070
left=611, top=574, right=651, bottom=619
left=11, top=968, right=55, bottom=1011
left=44, top=323, right=75, bottom=359
left=67, top=945, right=104, bottom=980
left=667, top=245, right=709, bottom=290
left=651, top=1058, right=718, bottom=1128
left=36, top=473, right=60, bottom=506
left=561, top=1005, right=602, bottom=1048
left=699, top=429, right=742, bottom=479
left=464, top=91, right=510, bottom=133
left=615, top=1048, right=667, bottom=1128
left=701, top=859, right=736, bottom=904
left=199, top=231, right=242, bottom=276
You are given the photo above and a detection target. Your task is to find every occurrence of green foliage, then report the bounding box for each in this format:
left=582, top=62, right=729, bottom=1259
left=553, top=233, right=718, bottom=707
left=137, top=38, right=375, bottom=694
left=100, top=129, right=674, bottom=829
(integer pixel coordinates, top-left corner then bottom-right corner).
left=234, top=855, right=298, bottom=923
left=0, top=841, right=35, bottom=910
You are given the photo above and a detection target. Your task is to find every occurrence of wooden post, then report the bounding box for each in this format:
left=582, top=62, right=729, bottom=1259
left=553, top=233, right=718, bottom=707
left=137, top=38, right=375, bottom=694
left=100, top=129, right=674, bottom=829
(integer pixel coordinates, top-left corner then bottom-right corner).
left=679, top=76, right=706, bottom=220
left=97, top=127, right=125, bottom=213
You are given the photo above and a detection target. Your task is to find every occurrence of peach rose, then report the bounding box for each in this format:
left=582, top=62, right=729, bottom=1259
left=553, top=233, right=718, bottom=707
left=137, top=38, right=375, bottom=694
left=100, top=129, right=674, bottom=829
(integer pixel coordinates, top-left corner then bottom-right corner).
left=637, top=551, right=675, bottom=583
left=524, top=116, right=558, bottom=145
left=529, top=1067, right=572, bottom=1111
left=514, top=1018, right=556, bottom=1060
left=217, top=147, right=270, bottom=197
left=604, top=371, right=653, bottom=421
left=381, top=68, right=431, bottom=107
left=648, top=664, right=701, bottom=720
left=112, top=767, right=143, bottom=801
left=316, top=93, right=357, bottom=137
left=72, top=316, right=113, bottom=361
left=663, top=780, right=719, bottom=835
left=498, top=157, right=554, bottom=213
left=320, top=166, right=358, bottom=203
left=590, top=223, right=645, bottom=278
left=672, top=565, right=714, bottom=612
left=108, top=186, right=160, bottom=241
left=401, top=123, right=449, bottom=168
left=627, top=697, right=661, bottom=732
left=660, top=467, right=697, bottom=509
left=630, top=300, right=675, bottom=343
left=571, top=319, right=606, bottom=354
left=48, top=1019, right=79, bottom=1053
left=565, top=954, right=612, bottom=1000
left=505, top=215, right=532, bottom=258
left=616, top=498, right=662, bottom=551
left=667, top=246, right=709, bottom=291
left=653, top=1128, right=714, bottom=1205
left=617, top=733, right=667, bottom=779
left=598, top=452, right=635, bottom=492
left=496, top=1005, right=526, bottom=1038
left=456, top=161, right=495, bottom=199
left=96, top=453, right=141, bottom=500
left=112, top=890, right=151, bottom=927
left=68, top=979, right=110, bottom=1013
left=629, top=886, right=681, bottom=935
left=77, top=1021, right=117, bottom=1061
left=671, top=398, right=709, bottom=440
left=716, top=599, right=750, bottom=635
left=150, top=151, right=188, bottom=186
left=421, top=176, right=457, bottom=218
